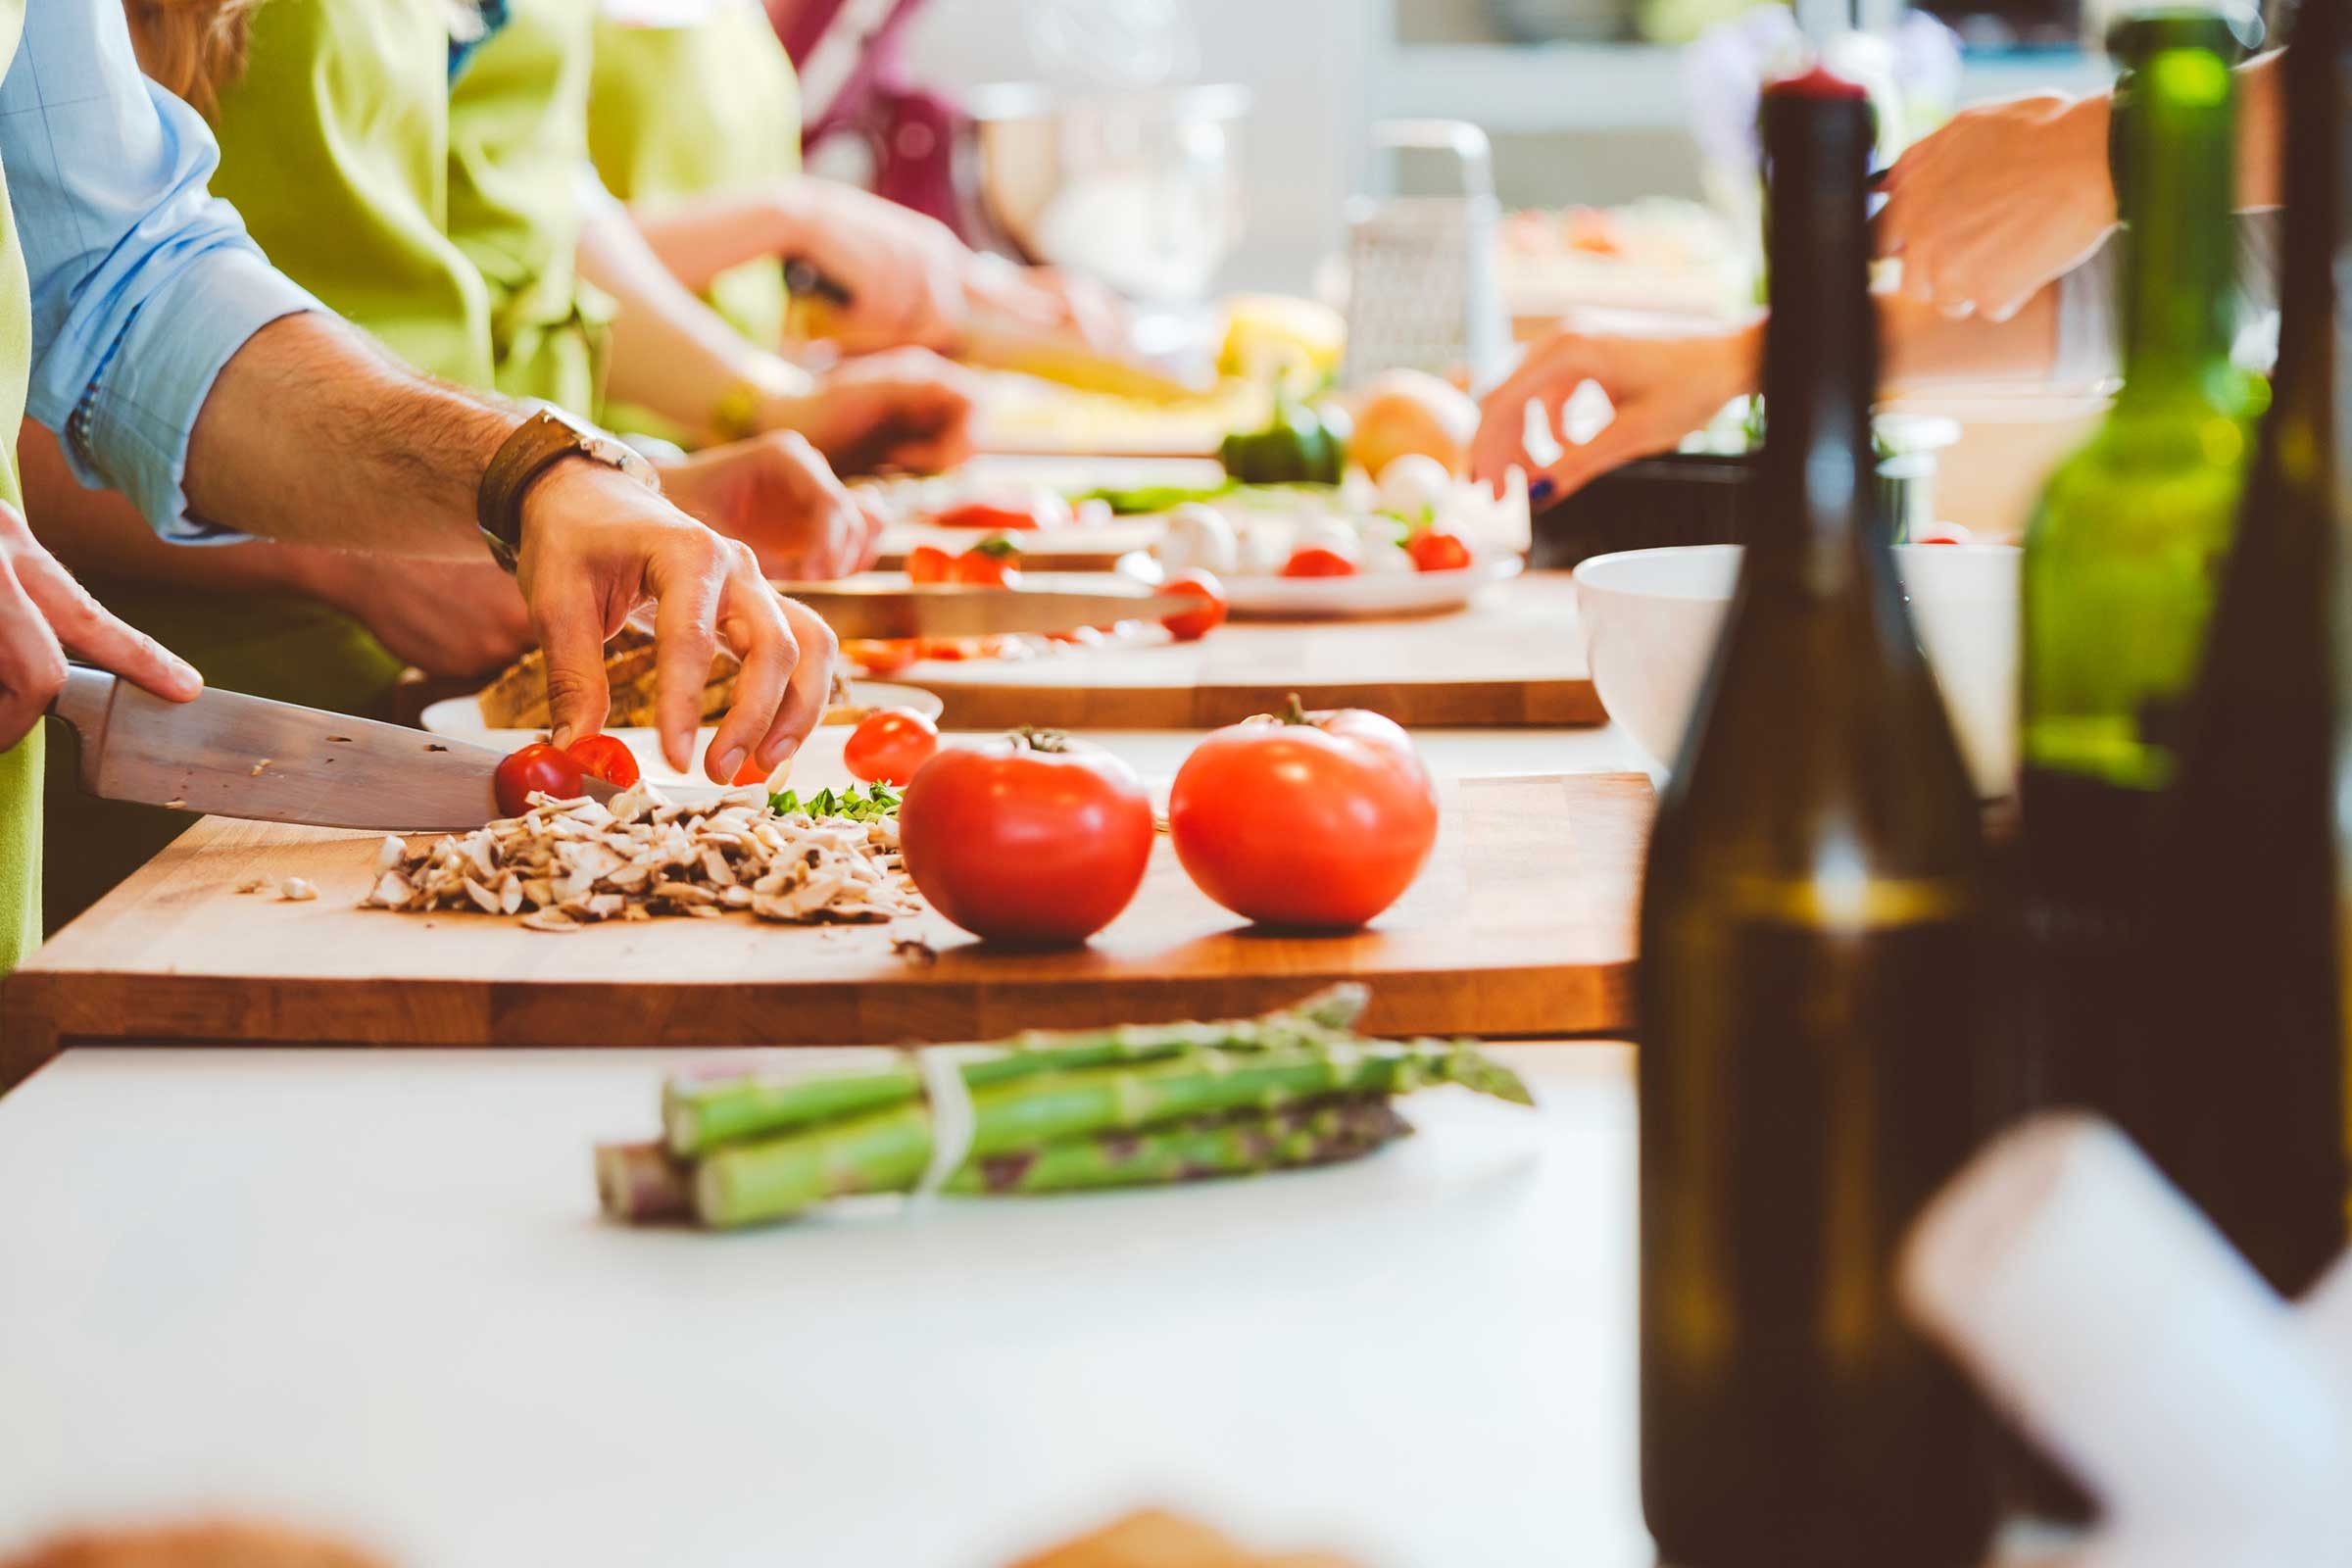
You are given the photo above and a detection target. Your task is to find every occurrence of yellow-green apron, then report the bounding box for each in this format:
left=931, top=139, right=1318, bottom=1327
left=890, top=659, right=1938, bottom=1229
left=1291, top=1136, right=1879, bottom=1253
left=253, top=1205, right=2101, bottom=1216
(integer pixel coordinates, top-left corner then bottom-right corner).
left=586, top=0, right=801, bottom=354
left=0, top=0, right=47, bottom=992
left=447, top=0, right=612, bottom=415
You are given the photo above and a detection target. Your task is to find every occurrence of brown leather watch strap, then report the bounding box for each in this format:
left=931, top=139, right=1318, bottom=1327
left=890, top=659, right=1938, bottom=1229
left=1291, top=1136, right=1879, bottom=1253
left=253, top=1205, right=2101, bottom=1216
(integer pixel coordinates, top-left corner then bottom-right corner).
left=475, top=408, right=662, bottom=572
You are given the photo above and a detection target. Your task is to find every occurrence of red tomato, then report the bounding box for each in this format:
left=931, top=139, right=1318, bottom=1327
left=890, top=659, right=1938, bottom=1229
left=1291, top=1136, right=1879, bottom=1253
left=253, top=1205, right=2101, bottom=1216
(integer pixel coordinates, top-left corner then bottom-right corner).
left=931, top=501, right=1043, bottom=531
left=1406, top=529, right=1472, bottom=573
left=1168, top=703, right=1438, bottom=929
left=844, top=708, right=941, bottom=786
left=844, top=638, right=920, bottom=675
left=950, top=549, right=1021, bottom=589
left=906, top=545, right=956, bottom=583
left=565, top=733, right=640, bottom=790
left=732, top=755, right=774, bottom=787
left=1160, top=569, right=1229, bottom=641
left=494, top=741, right=585, bottom=817
left=899, top=734, right=1154, bottom=945
left=1282, top=547, right=1357, bottom=578
left=1912, top=521, right=1977, bottom=546
left=916, top=638, right=971, bottom=662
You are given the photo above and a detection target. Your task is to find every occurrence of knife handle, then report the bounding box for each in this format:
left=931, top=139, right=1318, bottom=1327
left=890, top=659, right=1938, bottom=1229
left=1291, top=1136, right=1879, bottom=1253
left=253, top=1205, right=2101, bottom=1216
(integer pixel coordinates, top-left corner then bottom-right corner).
left=47, top=664, right=115, bottom=735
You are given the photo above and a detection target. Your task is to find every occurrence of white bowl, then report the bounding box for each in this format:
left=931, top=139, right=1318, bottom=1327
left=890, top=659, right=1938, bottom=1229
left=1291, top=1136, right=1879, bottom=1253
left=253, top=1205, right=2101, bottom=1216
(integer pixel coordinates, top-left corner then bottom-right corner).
left=1573, top=543, right=2020, bottom=798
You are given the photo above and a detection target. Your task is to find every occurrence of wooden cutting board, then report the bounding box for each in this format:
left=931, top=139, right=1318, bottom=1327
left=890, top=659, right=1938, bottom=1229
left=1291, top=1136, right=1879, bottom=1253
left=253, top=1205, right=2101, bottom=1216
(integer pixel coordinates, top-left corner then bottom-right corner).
left=1, top=773, right=1650, bottom=1085
left=912, top=571, right=1602, bottom=730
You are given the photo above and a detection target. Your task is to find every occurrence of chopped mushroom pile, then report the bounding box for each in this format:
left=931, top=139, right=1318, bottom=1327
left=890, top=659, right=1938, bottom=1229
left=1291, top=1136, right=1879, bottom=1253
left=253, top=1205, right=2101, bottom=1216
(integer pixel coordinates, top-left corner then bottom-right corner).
left=363, top=784, right=919, bottom=932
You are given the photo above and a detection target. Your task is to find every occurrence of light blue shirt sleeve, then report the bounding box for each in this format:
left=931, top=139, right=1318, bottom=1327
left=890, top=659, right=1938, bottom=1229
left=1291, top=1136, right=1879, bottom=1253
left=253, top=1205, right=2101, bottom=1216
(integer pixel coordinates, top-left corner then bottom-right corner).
left=0, top=0, right=322, bottom=541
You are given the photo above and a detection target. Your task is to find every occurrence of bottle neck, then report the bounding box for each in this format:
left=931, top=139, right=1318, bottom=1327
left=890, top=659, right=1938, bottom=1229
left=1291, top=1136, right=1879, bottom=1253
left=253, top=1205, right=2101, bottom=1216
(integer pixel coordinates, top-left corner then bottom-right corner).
left=1752, top=88, right=1882, bottom=599
left=2114, top=44, right=2240, bottom=403
left=2263, top=3, right=2343, bottom=473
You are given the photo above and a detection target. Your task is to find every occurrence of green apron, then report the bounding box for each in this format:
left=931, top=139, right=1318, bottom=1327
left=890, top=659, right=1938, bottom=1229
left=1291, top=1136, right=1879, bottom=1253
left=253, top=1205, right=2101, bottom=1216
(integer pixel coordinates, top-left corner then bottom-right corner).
left=447, top=0, right=612, bottom=415
left=0, top=0, right=45, bottom=988
left=586, top=0, right=801, bottom=354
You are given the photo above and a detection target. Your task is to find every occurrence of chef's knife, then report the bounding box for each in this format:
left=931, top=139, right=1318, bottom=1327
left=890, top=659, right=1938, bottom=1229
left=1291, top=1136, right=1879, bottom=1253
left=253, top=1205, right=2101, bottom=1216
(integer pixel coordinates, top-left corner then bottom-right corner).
left=777, top=580, right=1197, bottom=640
left=47, top=666, right=611, bottom=832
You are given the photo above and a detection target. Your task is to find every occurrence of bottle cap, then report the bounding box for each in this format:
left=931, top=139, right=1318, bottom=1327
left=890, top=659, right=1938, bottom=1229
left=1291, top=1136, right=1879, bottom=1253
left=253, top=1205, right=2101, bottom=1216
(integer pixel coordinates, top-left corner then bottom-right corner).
left=1768, top=64, right=1870, bottom=102
left=1899, top=1115, right=2339, bottom=1526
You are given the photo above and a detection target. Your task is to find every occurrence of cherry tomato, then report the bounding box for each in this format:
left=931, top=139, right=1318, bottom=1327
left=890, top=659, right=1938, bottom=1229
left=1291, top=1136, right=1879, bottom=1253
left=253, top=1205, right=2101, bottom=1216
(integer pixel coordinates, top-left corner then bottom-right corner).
left=494, top=741, right=585, bottom=817
left=1912, top=521, right=1977, bottom=546
left=1160, top=569, right=1229, bottom=641
left=1281, top=546, right=1357, bottom=578
left=564, top=733, right=641, bottom=790
left=916, top=638, right=971, bottom=662
left=1169, top=702, right=1438, bottom=929
left=906, top=545, right=956, bottom=583
left=844, top=708, right=941, bottom=786
left=1406, top=529, right=1473, bottom=573
left=732, top=754, right=775, bottom=787
left=844, top=638, right=920, bottom=675
left=899, top=733, right=1154, bottom=946
left=950, top=549, right=1021, bottom=589
left=932, top=501, right=1043, bottom=531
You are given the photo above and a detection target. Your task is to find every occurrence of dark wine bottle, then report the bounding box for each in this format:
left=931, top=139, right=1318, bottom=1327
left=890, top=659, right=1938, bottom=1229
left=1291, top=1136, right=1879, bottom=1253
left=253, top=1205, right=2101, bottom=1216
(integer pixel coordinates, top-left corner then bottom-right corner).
left=2148, top=0, right=2350, bottom=1297
left=1637, top=68, right=1996, bottom=1568
left=2015, top=10, right=2258, bottom=1220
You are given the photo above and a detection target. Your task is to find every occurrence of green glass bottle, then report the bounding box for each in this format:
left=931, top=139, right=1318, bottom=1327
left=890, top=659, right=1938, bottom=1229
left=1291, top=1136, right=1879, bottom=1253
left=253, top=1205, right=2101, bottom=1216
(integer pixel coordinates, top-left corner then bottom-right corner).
left=2017, top=10, right=2260, bottom=1152
left=1638, top=69, right=1995, bottom=1568
left=2149, top=0, right=2350, bottom=1297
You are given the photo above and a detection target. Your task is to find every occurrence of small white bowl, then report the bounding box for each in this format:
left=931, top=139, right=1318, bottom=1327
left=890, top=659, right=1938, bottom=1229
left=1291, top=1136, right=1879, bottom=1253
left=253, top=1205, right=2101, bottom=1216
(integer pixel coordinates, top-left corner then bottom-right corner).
left=1573, top=543, right=2020, bottom=798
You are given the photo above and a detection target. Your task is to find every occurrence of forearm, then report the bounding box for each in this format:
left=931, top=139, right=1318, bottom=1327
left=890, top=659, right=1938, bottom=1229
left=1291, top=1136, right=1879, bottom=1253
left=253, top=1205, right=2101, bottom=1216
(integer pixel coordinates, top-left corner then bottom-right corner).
left=181, top=313, right=518, bottom=560
left=18, top=419, right=319, bottom=594
left=576, top=178, right=811, bottom=440
left=2236, top=49, right=2283, bottom=210
left=626, top=185, right=798, bottom=297
left=1882, top=288, right=2067, bottom=391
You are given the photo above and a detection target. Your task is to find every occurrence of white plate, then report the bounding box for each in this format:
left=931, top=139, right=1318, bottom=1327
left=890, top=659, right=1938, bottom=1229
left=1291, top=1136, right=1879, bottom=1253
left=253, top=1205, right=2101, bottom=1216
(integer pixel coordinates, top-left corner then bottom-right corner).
left=1118, top=551, right=1525, bottom=619
left=418, top=682, right=945, bottom=803
left=879, top=515, right=1165, bottom=564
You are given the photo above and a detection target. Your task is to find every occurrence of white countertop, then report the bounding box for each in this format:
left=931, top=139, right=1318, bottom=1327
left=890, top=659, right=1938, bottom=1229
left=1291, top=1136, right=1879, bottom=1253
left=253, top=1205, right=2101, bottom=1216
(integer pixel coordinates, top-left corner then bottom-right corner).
left=0, top=1044, right=1648, bottom=1567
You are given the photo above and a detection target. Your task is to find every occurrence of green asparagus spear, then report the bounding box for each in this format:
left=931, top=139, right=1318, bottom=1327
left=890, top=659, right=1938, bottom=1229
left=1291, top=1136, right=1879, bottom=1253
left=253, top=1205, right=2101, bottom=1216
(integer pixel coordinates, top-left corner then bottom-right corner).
left=596, top=1141, right=697, bottom=1224
left=692, top=1035, right=1530, bottom=1229
left=662, top=985, right=1375, bottom=1157
left=945, top=1097, right=1412, bottom=1196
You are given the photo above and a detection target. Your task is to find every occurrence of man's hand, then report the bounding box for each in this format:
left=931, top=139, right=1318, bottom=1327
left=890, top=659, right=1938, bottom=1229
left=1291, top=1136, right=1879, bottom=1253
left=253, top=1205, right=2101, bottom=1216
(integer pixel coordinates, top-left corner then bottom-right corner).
left=1875, top=91, right=2116, bottom=324
left=513, top=460, right=838, bottom=783
left=765, top=348, right=977, bottom=476
left=0, top=502, right=199, bottom=750
left=304, top=553, right=534, bottom=679
left=1471, top=319, right=1761, bottom=503
left=655, top=430, right=884, bottom=581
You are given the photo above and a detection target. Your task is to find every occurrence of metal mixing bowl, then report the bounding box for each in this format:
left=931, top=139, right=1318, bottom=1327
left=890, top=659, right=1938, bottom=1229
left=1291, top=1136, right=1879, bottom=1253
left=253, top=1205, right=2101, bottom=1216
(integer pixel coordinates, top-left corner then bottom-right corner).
left=964, top=82, right=1250, bottom=304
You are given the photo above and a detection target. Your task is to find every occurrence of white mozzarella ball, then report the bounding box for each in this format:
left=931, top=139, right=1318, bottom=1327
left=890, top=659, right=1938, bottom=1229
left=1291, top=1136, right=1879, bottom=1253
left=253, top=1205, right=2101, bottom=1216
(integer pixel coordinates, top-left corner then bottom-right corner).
left=1377, top=454, right=1455, bottom=519
left=1157, top=503, right=1239, bottom=574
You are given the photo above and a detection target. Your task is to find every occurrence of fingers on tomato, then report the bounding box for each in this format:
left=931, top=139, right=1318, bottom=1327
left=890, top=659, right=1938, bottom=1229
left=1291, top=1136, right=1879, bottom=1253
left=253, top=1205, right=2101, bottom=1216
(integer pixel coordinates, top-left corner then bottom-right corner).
left=1160, top=568, right=1229, bottom=642
left=898, top=739, right=1153, bottom=945
left=495, top=741, right=586, bottom=818
left=564, top=733, right=641, bottom=790
left=843, top=707, right=941, bottom=786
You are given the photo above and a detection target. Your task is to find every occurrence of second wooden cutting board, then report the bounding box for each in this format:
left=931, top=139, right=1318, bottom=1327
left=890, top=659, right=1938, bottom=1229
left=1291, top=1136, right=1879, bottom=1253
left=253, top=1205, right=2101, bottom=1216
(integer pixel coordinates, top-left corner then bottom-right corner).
left=3, top=773, right=1650, bottom=1083
left=903, top=570, right=1602, bottom=730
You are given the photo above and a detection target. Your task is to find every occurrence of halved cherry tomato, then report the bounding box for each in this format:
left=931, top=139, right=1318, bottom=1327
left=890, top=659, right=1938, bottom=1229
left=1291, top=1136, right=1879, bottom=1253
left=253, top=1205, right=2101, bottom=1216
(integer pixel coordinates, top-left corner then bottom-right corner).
left=1406, top=529, right=1472, bottom=573
left=1160, top=569, right=1229, bottom=642
left=900, top=732, right=1154, bottom=945
left=494, top=741, right=585, bottom=817
left=1169, top=701, right=1438, bottom=930
left=844, top=638, right=920, bottom=675
left=844, top=708, right=941, bottom=786
left=732, top=755, right=775, bottom=787
left=932, top=501, right=1043, bottom=531
left=950, top=534, right=1023, bottom=589
left=916, top=638, right=971, bottom=662
left=1282, top=546, right=1357, bottom=578
left=906, top=545, right=956, bottom=583
left=565, top=733, right=641, bottom=790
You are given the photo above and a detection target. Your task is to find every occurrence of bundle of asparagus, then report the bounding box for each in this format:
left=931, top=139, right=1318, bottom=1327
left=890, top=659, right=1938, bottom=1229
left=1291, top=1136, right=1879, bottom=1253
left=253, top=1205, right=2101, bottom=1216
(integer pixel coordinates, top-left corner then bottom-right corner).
left=595, top=986, right=1534, bottom=1230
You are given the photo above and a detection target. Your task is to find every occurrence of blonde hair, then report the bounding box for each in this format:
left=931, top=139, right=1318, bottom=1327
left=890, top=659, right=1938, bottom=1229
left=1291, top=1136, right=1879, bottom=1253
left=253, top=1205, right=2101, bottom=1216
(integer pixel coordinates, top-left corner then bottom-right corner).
left=122, top=0, right=266, bottom=120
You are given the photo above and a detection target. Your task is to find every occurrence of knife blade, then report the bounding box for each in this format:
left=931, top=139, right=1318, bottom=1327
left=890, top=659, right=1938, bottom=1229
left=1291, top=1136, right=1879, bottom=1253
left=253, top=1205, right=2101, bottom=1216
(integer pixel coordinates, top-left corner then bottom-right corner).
left=777, top=580, right=1196, bottom=641
left=47, top=667, right=611, bottom=832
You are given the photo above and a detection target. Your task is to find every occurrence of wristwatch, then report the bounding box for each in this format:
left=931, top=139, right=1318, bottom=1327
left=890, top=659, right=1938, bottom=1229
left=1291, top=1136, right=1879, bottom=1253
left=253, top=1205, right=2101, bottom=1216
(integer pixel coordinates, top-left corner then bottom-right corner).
left=475, top=407, right=662, bottom=572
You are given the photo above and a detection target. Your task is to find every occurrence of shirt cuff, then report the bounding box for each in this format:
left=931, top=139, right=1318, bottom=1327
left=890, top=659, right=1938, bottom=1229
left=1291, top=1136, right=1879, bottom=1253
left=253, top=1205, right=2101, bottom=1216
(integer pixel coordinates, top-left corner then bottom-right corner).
left=61, top=245, right=321, bottom=543
left=2052, top=240, right=2119, bottom=390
